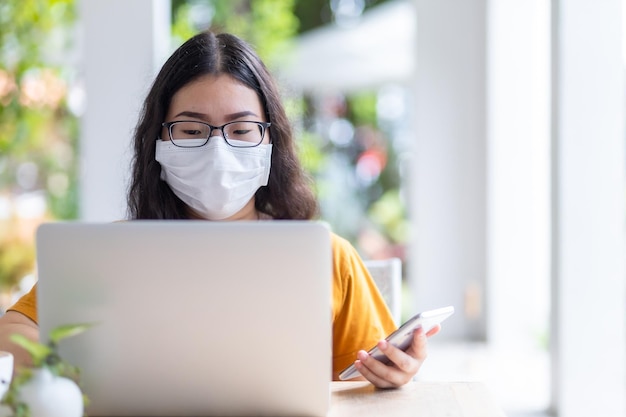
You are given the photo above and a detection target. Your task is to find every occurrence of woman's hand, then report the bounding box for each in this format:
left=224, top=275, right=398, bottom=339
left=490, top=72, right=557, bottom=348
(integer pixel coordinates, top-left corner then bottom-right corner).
left=354, top=324, right=441, bottom=389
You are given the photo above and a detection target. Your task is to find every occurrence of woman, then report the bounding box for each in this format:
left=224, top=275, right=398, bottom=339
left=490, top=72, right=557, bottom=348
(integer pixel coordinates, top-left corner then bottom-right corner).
left=1, top=31, right=439, bottom=388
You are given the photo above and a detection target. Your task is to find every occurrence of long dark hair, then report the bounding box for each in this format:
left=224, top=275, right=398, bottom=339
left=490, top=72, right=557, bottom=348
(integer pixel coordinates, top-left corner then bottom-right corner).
left=127, top=31, right=318, bottom=220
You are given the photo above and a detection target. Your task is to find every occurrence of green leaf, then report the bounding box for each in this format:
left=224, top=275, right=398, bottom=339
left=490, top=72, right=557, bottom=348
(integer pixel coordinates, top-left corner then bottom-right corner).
left=9, top=334, right=50, bottom=366
left=49, top=322, right=95, bottom=344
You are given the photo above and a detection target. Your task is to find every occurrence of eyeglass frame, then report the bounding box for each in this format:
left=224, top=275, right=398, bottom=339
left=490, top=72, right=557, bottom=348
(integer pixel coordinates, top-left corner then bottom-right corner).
left=161, top=120, right=272, bottom=148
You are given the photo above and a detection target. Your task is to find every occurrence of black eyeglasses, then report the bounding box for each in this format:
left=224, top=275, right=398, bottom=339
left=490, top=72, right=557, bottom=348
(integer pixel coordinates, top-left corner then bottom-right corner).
left=162, top=120, right=271, bottom=148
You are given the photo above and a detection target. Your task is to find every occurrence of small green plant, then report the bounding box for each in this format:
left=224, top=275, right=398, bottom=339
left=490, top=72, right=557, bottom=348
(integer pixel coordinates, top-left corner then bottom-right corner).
left=1, top=323, right=94, bottom=417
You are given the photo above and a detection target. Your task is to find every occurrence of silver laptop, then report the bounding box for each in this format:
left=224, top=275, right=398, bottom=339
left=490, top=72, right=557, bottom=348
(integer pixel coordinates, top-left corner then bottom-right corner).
left=36, top=221, right=332, bottom=417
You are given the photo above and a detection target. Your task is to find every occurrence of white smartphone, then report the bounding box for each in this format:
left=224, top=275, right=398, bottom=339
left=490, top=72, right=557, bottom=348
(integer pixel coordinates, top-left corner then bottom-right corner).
left=338, top=305, right=455, bottom=380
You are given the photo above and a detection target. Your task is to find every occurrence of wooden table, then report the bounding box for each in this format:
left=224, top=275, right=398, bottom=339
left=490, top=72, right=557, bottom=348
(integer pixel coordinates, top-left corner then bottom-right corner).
left=329, top=381, right=507, bottom=417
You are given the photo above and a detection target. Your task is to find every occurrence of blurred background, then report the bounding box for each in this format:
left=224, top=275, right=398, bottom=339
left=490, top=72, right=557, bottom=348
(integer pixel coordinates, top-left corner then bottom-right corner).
left=0, top=1, right=624, bottom=416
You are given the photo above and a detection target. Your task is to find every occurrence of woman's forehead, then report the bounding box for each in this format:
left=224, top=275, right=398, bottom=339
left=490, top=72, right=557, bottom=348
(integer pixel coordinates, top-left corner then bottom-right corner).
left=167, top=74, right=263, bottom=119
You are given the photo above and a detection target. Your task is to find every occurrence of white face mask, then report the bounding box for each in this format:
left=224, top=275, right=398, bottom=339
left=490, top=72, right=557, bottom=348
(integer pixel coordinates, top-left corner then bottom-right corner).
left=155, top=137, right=272, bottom=220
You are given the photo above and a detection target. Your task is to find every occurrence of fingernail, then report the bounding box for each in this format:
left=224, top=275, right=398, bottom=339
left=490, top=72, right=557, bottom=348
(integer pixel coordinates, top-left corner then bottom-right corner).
left=378, top=340, right=389, bottom=350
left=357, top=350, right=368, bottom=361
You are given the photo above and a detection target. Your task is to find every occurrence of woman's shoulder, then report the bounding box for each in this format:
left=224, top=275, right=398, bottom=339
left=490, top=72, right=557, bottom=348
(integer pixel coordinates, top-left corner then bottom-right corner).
left=329, top=231, right=364, bottom=275
left=329, top=232, right=354, bottom=254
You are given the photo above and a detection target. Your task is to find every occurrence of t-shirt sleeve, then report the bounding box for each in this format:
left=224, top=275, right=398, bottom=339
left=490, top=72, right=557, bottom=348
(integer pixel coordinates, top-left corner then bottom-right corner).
left=330, top=233, right=396, bottom=379
left=6, top=283, right=38, bottom=324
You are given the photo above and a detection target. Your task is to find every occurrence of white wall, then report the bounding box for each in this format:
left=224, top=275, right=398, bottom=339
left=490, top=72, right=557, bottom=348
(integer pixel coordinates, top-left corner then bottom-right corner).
left=486, top=0, right=550, bottom=351
left=411, top=0, right=487, bottom=340
left=414, top=2, right=626, bottom=415
left=79, top=0, right=170, bottom=221
left=551, top=0, right=625, bottom=416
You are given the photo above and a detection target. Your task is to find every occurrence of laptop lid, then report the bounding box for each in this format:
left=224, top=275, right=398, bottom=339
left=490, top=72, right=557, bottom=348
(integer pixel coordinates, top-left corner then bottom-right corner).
left=36, top=221, right=332, bottom=417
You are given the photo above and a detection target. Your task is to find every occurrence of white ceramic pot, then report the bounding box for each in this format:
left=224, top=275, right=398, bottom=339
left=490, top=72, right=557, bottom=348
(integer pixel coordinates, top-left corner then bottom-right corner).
left=0, top=351, right=14, bottom=417
left=18, top=367, right=83, bottom=417
left=0, top=351, right=13, bottom=401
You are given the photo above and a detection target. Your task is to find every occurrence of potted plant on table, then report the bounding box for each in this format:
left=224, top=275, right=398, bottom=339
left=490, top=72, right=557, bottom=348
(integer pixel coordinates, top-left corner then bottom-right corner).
left=1, top=323, right=93, bottom=417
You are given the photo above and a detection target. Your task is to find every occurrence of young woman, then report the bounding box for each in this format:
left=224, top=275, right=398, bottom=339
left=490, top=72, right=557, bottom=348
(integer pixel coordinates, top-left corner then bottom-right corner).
left=1, top=31, right=440, bottom=388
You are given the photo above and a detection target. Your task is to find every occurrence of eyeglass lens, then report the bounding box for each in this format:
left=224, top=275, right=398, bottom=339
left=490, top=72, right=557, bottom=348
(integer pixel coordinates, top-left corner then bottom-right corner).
left=169, top=121, right=265, bottom=147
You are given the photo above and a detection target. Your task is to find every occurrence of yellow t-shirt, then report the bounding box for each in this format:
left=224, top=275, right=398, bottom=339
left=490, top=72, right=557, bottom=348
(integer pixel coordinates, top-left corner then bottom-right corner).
left=328, top=233, right=396, bottom=378
left=8, top=232, right=396, bottom=379
left=8, top=284, right=37, bottom=323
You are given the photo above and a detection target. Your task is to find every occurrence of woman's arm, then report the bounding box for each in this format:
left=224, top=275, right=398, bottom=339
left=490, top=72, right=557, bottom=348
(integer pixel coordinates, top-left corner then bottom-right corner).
left=0, top=311, right=39, bottom=371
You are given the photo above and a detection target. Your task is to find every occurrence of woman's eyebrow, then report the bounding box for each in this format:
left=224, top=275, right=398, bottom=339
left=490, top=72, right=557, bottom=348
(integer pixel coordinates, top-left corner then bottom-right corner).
left=224, top=110, right=260, bottom=120
left=174, top=110, right=208, bottom=120
left=173, top=110, right=260, bottom=121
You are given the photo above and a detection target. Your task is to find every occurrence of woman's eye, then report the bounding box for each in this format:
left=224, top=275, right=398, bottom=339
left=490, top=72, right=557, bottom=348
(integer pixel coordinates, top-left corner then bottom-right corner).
left=232, top=129, right=252, bottom=136
left=182, top=129, right=203, bottom=136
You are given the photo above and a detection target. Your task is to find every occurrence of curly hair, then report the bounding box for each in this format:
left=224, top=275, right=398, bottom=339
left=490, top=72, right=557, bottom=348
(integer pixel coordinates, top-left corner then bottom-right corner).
left=127, top=31, right=318, bottom=220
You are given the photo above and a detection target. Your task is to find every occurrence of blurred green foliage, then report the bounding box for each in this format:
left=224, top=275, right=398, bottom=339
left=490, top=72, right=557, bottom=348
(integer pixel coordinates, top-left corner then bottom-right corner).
left=172, top=0, right=299, bottom=67
left=348, top=92, right=378, bottom=126
left=0, top=232, right=34, bottom=292
left=294, top=0, right=390, bottom=34
left=0, top=0, right=78, bottom=291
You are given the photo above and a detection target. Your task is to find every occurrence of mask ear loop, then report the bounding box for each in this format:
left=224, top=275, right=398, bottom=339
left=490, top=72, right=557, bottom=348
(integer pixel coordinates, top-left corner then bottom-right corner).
left=263, top=110, right=272, bottom=144
left=266, top=125, right=272, bottom=145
